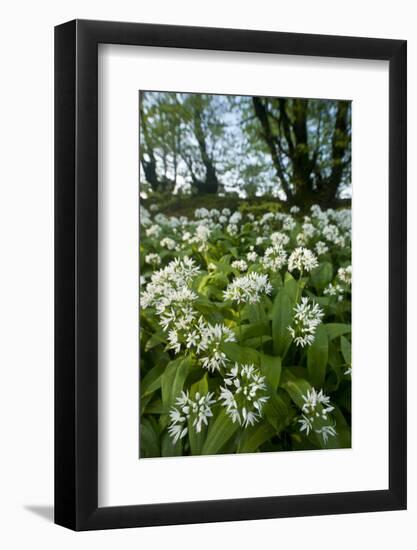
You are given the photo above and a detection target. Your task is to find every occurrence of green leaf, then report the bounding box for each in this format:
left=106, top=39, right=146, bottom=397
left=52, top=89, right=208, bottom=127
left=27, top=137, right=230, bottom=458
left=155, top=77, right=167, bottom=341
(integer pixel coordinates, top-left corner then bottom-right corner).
left=161, top=430, right=182, bottom=457
left=141, top=363, right=165, bottom=397
left=201, top=408, right=239, bottom=455
left=263, top=388, right=294, bottom=431
left=280, top=367, right=312, bottom=409
left=271, top=289, right=293, bottom=356
left=241, top=321, right=270, bottom=341
left=307, top=324, right=328, bottom=386
left=239, top=423, right=276, bottom=453
left=340, top=335, right=351, bottom=364
left=260, top=354, right=282, bottom=390
left=144, top=331, right=166, bottom=351
left=161, top=356, right=192, bottom=407
left=140, top=418, right=160, bottom=458
left=325, top=323, right=351, bottom=341
left=221, top=342, right=259, bottom=365
left=310, top=262, right=333, bottom=291
left=283, top=272, right=300, bottom=303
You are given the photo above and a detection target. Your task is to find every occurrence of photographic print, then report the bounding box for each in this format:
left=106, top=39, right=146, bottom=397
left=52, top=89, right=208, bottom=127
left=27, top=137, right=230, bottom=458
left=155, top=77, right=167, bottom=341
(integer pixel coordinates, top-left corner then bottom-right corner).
left=139, top=91, right=352, bottom=458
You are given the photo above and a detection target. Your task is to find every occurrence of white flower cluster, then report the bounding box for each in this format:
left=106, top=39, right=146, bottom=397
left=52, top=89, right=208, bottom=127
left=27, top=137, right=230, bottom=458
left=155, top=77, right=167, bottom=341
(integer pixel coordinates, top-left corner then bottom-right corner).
left=288, top=297, right=324, bottom=347
left=187, top=319, right=236, bottom=372
left=323, top=282, right=344, bottom=301
left=288, top=247, right=319, bottom=273
left=261, top=245, right=287, bottom=271
left=231, top=259, right=248, bottom=272
left=297, top=387, right=337, bottom=445
left=141, top=256, right=201, bottom=338
left=314, top=240, right=329, bottom=256
left=168, top=390, right=216, bottom=443
left=145, top=252, right=161, bottom=266
left=223, top=272, right=272, bottom=304
left=219, top=363, right=269, bottom=427
left=338, top=265, right=352, bottom=285
left=168, top=362, right=270, bottom=442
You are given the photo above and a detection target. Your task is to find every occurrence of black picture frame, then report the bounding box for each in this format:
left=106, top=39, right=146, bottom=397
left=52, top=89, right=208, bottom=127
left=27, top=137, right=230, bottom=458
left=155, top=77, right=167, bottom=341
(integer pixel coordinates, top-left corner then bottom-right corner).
left=55, top=19, right=407, bottom=531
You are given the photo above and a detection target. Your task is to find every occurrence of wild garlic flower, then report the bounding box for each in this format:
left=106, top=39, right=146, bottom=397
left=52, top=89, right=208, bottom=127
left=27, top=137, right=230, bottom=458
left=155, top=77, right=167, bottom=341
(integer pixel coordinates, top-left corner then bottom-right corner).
left=256, top=236, right=265, bottom=246
left=145, top=224, right=161, bottom=238
left=145, top=252, right=161, bottom=266
left=322, top=223, right=346, bottom=247
left=298, top=414, right=313, bottom=435
left=141, top=257, right=201, bottom=337
left=247, top=251, right=258, bottom=262
left=296, top=232, right=307, bottom=246
left=315, top=424, right=337, bottom=444
left=324, top=283, right=344, bottom=301
left=315, top=241, right=329, bottom=256
left=288, top=247, right=319, bottom=273
left=288, top=297, right=324, bottom=347
left=227, top=223, right=238, bottom=237
left=261, top=245, right=287, bottom=271
left=290, top=205, right=300, bottom=214
left=260, top=212, right=275, bottom=225
left=168, top=390, right=216, bottom=443
left=195, top=224, right=211, bottom=243
left=229, top=211, right=242, bottom=225
left=195, top=207, right=210, bottom=219
left=282, top=215, right=296, bottom=231
left=231, top=259, right=248, bottom=272
left=159, top=237, right=177, bottom=250
left=223, top=272, right=272, bottom=305
left=301, top=387, right=334, bottom=417
left=302, top=222, right=316, bottom=238
left=338, top=265, right=352, bottom=285
left=271, top=231, right=290, bottom=247
left=192, top=320, right=236, bottom=372
left=297, top=388, right=337, bottom=444
left=219, top=363, right=269, bottom=427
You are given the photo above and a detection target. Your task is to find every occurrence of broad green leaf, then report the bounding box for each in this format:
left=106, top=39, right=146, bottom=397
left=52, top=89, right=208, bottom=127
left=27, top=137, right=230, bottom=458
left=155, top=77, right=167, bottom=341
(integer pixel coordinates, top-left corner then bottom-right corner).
left=144, top=399, right=170, bottom=415
left=263, top=388, right=294, bottom=431
left=260, top=354, right=282, bottom=390
left=283, top=272, right=300, bottom=303
left=310, top=262, right=333, bottom=291
left=307, top=324, right=328, bottom=386
left=325, top=323, right=351, bottom=341
left=140, top=418, right=160, bottom=458
left=161, top=356, right=192, bottom=407
left=245, top=336, right=272, bottom=349
left=201, top=408, right=239, bottom=455
left=340, top=335, right=351, bottom=364
left=239, top=422, right=276, bottom=453
left=221, top=342, right=259, bottom=365
left=244, top=304, right=268, bottom=324
left=271, top=289, right=293, bottom=356
left=241, top=320, right=270, bottom=341
left=144, top=331, right=166, bottom=351
left=161, top=430, right=182, bottom=457
left=141, top=363, right=165, bottom=397
left=280, top=367, right=312, bottom=409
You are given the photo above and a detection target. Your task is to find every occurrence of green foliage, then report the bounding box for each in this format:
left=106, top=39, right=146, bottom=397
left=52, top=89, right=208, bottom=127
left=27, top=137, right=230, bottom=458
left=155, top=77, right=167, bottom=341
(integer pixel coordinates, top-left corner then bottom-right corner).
left=140, top=202, right=351, bottom=457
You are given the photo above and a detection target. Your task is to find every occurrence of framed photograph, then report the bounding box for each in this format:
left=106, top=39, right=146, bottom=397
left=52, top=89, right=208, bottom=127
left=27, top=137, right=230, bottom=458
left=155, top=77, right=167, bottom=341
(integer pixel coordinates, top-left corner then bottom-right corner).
left=55, top=19, right=407, bottom=530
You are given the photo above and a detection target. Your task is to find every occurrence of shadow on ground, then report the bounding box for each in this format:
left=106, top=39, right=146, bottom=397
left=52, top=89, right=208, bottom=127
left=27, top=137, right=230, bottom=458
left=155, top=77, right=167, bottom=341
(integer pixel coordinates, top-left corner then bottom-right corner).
left=24, top=505, right=54, bottom=523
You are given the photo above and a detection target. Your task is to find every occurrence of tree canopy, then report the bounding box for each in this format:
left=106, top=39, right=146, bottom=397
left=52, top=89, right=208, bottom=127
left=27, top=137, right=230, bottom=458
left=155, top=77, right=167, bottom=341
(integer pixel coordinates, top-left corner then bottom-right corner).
left=139, top=91, right=351, bottom=208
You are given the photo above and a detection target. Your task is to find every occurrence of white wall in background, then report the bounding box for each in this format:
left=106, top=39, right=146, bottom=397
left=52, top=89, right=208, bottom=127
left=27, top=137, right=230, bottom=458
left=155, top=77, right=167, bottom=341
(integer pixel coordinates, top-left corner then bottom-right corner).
left=0, top=1, right=414, bottom=548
